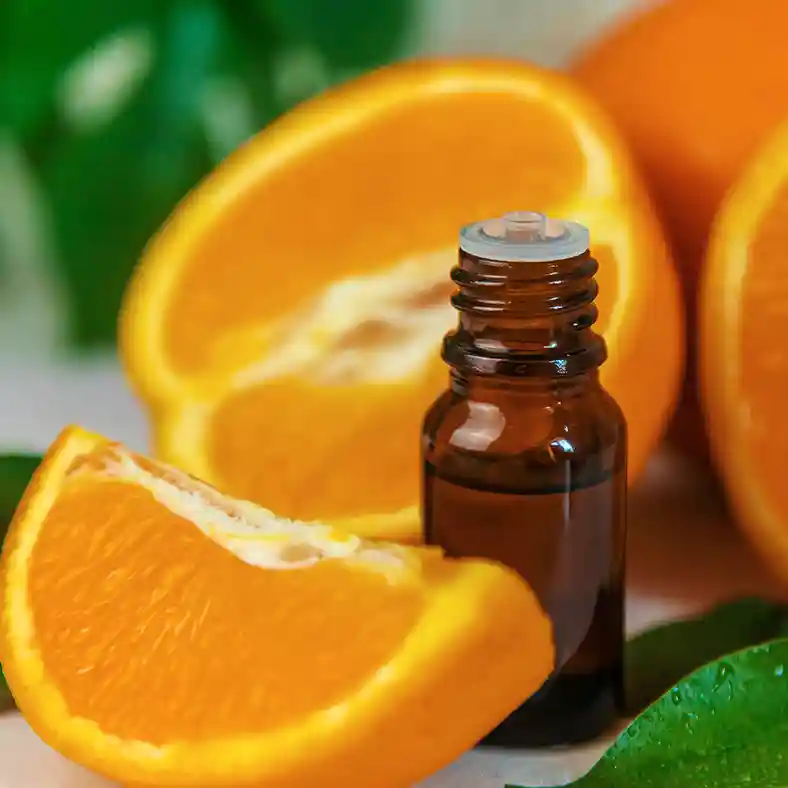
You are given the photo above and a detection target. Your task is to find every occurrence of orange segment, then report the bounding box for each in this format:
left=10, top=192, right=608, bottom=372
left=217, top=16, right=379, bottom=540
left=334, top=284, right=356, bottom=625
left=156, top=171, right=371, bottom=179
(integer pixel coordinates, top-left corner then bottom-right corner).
left=202, top=367, right=447, bottom=521
left=120, top=57, right=684, bottom=542
left=32, top=482, right=422, bottom=742
left=0, top=426, right=553, bottom=787
left=701, top=119, right=788, bottom=583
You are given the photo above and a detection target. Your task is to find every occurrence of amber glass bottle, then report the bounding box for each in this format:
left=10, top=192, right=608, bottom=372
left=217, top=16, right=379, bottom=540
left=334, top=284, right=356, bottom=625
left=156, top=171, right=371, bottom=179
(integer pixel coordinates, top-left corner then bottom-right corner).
left=422, top=211, right=627, bottom=748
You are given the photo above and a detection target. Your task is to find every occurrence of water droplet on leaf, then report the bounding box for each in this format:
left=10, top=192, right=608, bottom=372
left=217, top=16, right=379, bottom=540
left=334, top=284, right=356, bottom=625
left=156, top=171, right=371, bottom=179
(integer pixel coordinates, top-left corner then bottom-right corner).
left=713, top=661, right=734, bottom=690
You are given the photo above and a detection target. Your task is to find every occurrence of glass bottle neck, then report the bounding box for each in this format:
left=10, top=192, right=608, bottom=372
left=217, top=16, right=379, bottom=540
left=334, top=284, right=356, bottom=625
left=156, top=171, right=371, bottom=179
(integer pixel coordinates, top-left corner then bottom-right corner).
left=449, top=368, right=603, bottom=398
left=442, top=249, right=607, bottom=379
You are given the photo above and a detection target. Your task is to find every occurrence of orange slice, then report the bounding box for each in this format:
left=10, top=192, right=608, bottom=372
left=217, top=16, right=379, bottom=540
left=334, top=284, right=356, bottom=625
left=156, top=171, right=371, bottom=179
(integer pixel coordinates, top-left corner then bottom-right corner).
left=120, top=57, right=683, bottom=542
left=701, top=119, right=788, bottom=584
left=0, top=426, right=552, bottom=787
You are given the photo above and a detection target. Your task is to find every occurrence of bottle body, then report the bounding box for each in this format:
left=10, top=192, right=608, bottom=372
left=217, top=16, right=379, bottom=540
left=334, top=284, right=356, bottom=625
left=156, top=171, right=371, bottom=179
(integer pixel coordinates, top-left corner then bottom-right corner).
left=421, top=213, right=627, bottom=747
left=422, top=374, right=626, bottom=746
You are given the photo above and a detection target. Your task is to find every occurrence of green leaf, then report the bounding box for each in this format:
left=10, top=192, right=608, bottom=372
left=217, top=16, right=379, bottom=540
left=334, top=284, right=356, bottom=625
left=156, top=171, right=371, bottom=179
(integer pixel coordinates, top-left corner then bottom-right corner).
left=0, top=454, right=42, bottom=530
left=262, top=0, right=414, bottom=70
left=37, top=1, right=223, bottom=347
left=0, top=453, right=42, bottom=713
left=625, top=597, right=788, bottom=714
left=572, top=638, right=788, bottom=787
left=0, top=0, right=159, bottom=136
left=0, top=671, right=11, bottom=713
left=40, top=112, right=208, bottom=348
left=23, top=0, right=305, bottom=349
left=213, top=2, right=284, bottom=141
left=509, top=638, right=788, bottom=787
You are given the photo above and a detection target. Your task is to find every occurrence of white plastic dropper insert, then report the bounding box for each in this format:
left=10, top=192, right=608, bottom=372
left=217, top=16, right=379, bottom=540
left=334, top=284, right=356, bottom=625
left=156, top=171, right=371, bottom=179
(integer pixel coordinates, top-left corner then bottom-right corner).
left=459, top=211, right=590, bottom=262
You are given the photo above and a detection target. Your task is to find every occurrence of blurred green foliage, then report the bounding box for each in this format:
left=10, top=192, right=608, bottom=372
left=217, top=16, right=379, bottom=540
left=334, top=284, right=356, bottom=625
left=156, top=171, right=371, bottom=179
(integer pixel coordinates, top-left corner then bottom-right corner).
left=0, top=453, right=42, bottom=711
left=0, top=0, right=414, bottom=350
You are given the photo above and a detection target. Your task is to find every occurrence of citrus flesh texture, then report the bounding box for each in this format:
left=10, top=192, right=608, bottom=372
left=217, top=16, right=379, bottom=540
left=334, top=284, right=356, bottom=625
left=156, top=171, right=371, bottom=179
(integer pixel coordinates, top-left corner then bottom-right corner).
left=0, top=426, right=553, bottom=787
left=120, top=58, right=683, bottom=542
left=701, top=119, right=788, bottom=585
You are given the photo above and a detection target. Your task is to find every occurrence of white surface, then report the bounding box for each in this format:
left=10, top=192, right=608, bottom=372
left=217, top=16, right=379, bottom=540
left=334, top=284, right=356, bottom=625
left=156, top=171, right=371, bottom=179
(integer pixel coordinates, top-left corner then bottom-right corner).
left=0, top=355, right=149, bottom=454
left=0, top=357, right=781, bottom=786
left=0, top=713, right=612, bottom=788
left=417, top=0, right=648, bottom=68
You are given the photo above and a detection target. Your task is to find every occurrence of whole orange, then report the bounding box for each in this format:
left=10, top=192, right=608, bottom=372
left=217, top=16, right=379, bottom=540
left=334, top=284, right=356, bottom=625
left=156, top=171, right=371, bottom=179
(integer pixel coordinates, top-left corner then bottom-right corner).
left=570, top=0, right=788, bottom=461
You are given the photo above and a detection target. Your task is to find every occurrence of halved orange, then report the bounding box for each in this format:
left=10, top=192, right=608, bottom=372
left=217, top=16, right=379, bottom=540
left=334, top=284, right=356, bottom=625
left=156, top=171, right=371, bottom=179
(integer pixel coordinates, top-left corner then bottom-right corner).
left=701, top=119, right=788, bottom=584
left=0, top=426, right=552, bottom=787
left=120, top=57, right=684, bottom=542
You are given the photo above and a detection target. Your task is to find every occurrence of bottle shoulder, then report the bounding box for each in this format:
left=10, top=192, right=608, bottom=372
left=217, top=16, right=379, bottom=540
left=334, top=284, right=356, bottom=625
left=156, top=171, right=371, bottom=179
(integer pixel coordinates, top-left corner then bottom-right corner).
left=422, top=382, right=626, bottom=479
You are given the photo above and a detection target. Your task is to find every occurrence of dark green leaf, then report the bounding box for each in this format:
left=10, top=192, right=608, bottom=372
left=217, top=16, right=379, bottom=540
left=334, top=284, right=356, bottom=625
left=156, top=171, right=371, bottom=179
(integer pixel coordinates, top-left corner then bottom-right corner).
left=38, top=1, right=223, bottom=347
left=625, top=597, right=788, bottom=714
left=214, top=2, right=284, bottom=140
left=0, top=671, right=10, bottom=713
left=0, top=453, right=42, bottom=713
left=263, top=0, right=414, bottom=70
left=26, top=0, right=318, bottom=349
left=41, top=115, right=207, bottom=348
left=0, top=454, right=42, bottom=531
left=0, top=0, right=160, bottom=135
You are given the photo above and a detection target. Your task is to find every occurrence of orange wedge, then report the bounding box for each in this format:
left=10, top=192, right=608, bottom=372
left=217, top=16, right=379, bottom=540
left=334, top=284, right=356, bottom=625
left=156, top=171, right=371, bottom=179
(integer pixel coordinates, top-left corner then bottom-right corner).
left=120, top=57, right=683, bottom=542
left=701, top=119, right=788, bottom=584
left=0, top=426, right=552, bottom=787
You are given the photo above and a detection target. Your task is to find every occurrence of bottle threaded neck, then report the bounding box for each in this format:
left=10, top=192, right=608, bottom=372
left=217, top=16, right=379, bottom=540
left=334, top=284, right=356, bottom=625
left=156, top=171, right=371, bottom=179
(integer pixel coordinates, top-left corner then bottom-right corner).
left=442, top=249, right=607, bottom=378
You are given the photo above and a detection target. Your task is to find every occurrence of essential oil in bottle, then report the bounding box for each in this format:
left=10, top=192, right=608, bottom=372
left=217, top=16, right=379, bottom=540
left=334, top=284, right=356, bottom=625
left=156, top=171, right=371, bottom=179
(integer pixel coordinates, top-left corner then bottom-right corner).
left=421, top=211, right=627, bottom=748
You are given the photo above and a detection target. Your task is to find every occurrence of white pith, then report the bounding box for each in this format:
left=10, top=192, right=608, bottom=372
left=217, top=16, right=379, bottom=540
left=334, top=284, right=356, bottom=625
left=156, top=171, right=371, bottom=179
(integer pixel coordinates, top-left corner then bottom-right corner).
left=70, top=446, right=408, bottom=573
left=228, top=248, right=457, bottom=390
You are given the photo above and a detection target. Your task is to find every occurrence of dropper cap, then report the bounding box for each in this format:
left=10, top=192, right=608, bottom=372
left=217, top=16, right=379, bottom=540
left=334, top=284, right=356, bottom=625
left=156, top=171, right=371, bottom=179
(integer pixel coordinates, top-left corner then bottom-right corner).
left=459, top=211, right=589, bottom=262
